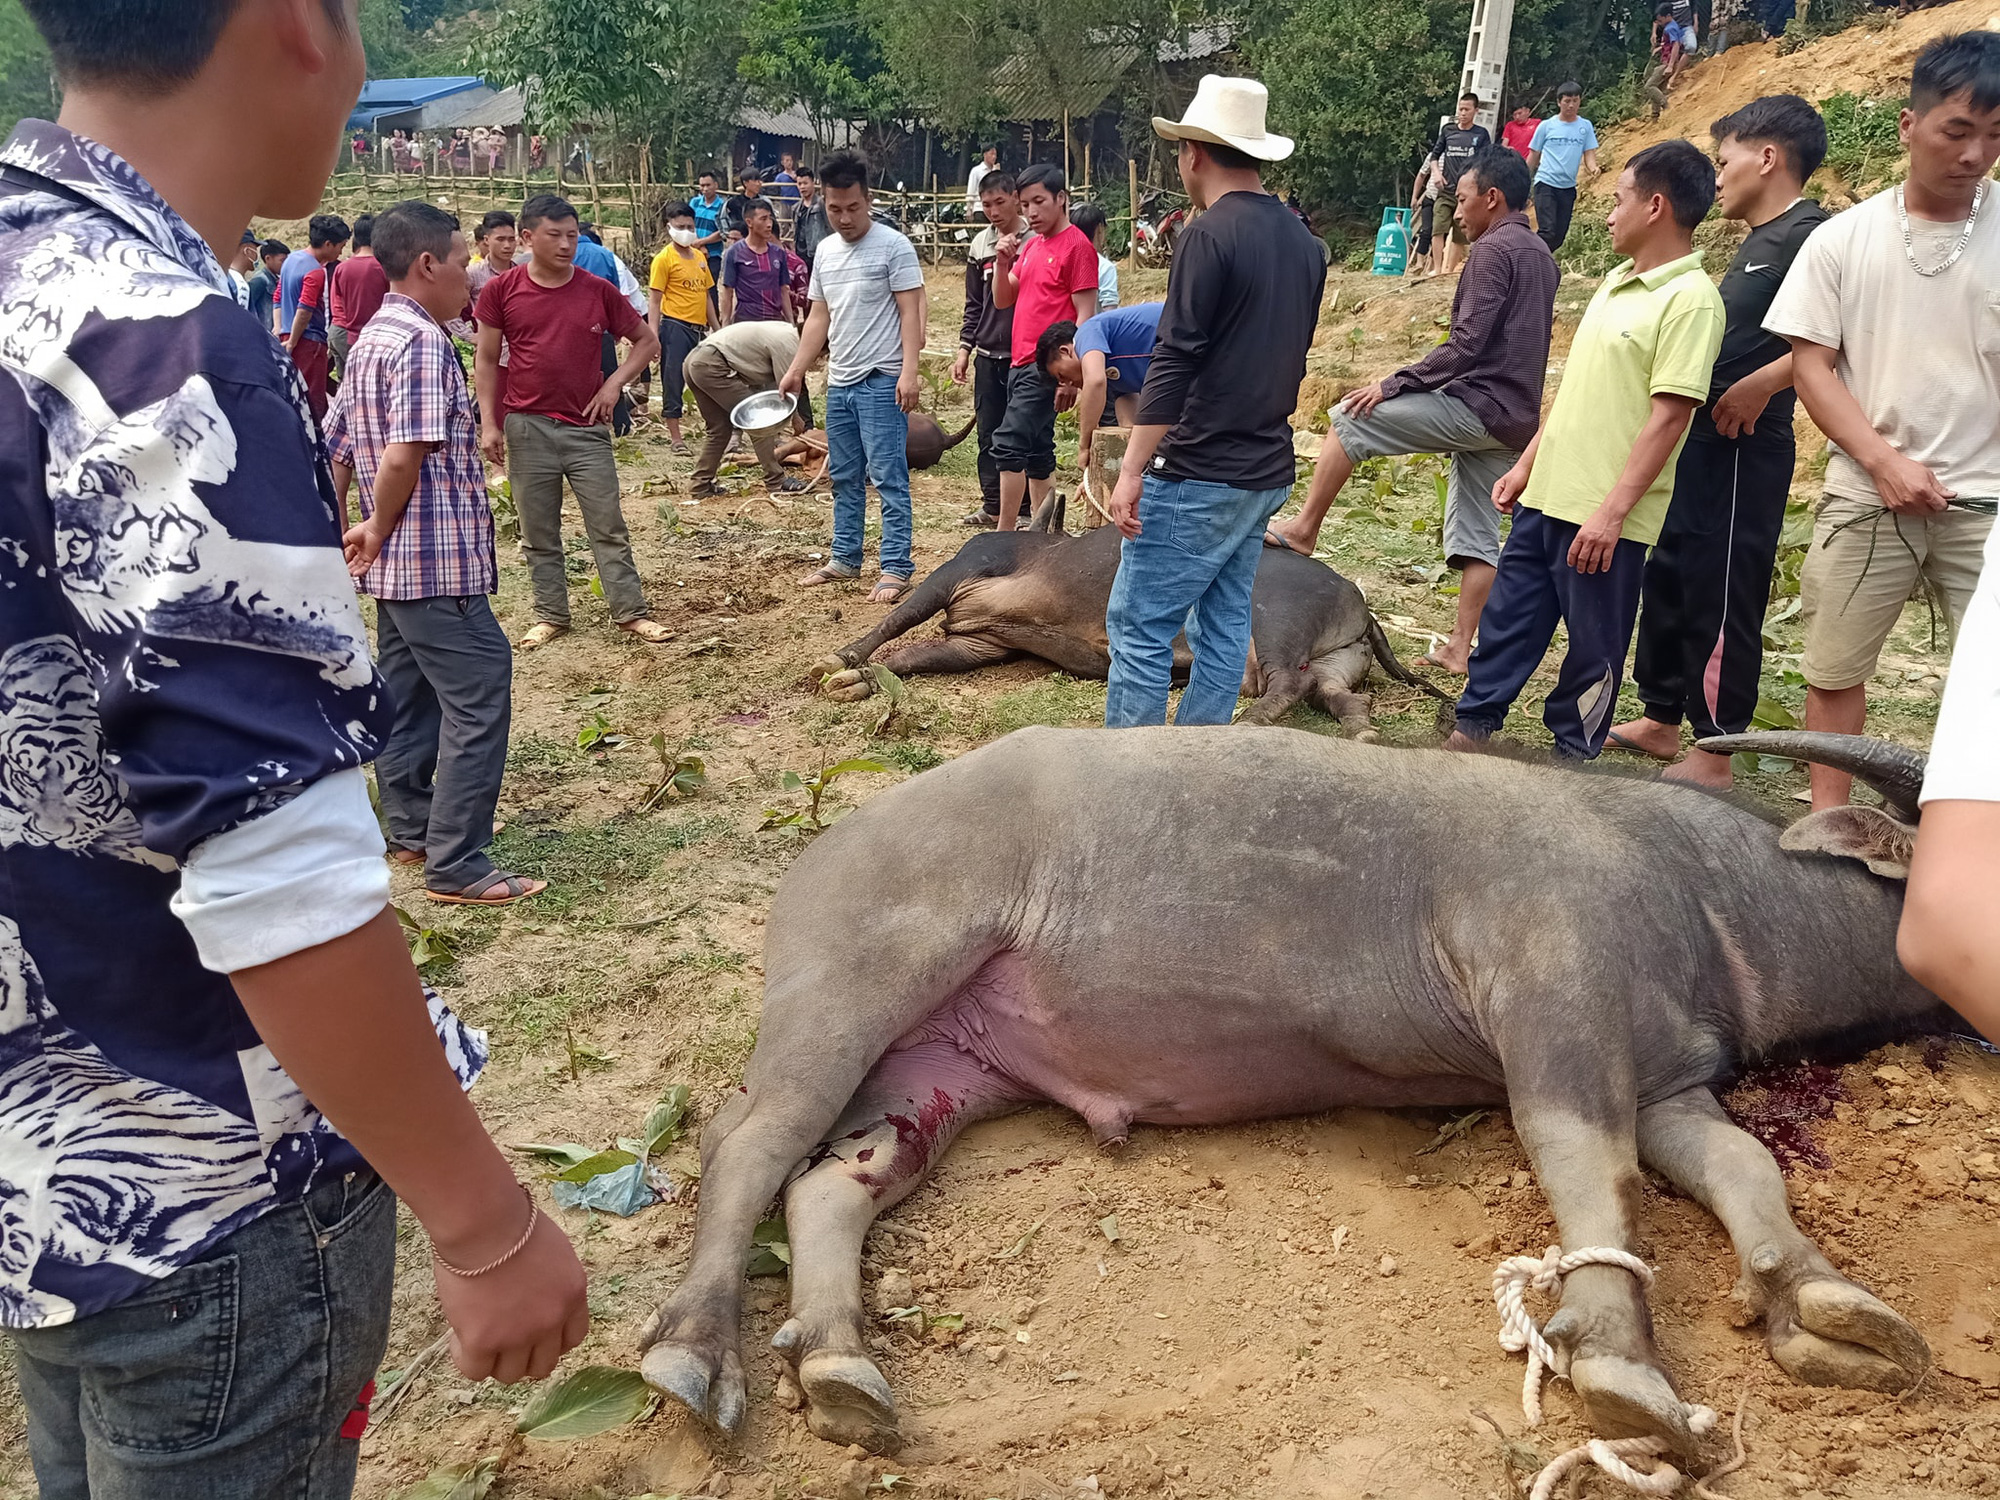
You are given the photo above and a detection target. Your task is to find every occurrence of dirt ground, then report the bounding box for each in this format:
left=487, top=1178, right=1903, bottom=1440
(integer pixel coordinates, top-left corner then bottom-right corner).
left=5, top=59, right=1997, bottom=1489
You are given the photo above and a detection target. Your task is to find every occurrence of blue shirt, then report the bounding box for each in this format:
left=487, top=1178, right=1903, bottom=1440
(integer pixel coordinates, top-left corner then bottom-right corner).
left=279, top=246, right=328, bottom=343
left=0, top=120, right=485, bottom=1328
left=1074, top=301, right=1164, bottom=396
left=1529, top=115, right=1600, bottom=189
left=770, top=171, right=800, bottom=205
left=691, top=193, right=725, bottom=262
left=573, top=237, right=621, bottom=284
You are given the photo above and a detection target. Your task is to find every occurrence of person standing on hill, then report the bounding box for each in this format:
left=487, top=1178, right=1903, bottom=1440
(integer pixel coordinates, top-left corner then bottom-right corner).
left=783, top=150, right=928, bottom=602
left=648, top=200, right=714, bottom=452
left=1449, top=140, right=1723, bottom=759
left=1765, top=30, right=2000, bottom=810
left=1425, top=92, right=1493, bottom=276
left=1608, top=95, right=1830, bottom=786
left=1502, top=103, right=1539, bottom=159
left=955, top=170, right=1028, bottom=527
left=693, top=168, right=728, bottom=314
left=280, top=212, right=348, bottom=420
left=0, top=5, right=589, bottom=1493
left=1103, top=76, right=1325, bottom=728
left=474, top=193, right=666, bottom=649
left=1527, top=83, right=1600, bottom=252
left=990, top=163, right=1100, bottom=529
left=329, top=212, right=387, bottom=377
left=1071, top=201, right=1122, bottom=309
left=247, top=235, right=288, bottom=333
left=1266, top=147, right=1558, bottom=676
left=771, top=150, right=802, bottom=240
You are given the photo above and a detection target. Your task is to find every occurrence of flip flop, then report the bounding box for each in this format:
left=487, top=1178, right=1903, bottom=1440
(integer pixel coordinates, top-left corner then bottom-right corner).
left=619, top=618, right=673, bottom=644
left=799, top=563, right=861, bottom=587
left=1605, top=729, right=1678, bottom=762
left=1263, top=529, right=1313, bottom=556
left=868, top=575, right=913, bottom=604
left=518, top=622, right=569, bottom=650
left=426, top=870, right=548, bottom=907
left=388, top=847, right=424, bottom=866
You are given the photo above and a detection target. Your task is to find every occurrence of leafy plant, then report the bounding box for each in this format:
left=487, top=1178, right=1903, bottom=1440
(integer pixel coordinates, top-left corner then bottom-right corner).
left=487, top=478, right=520, bottom=544
left=553, top=1149, right=641, bottom=1184
left=394, top=1457, right=499, bottom=1500
left=516, top=1365, right=656, bottom=1440
left=759, top=755, right=889, bottom=835
left=577, top=710, right=626, bottom=754
left=865, top=663, right=908, bottom=736
left=641, top=1084, right=693, bottom=1156
left=393, top=905, right=456, bottom=968
left=1819, top=92, right=1906, bottom=186
left=640, top=734, right=707, bottom=814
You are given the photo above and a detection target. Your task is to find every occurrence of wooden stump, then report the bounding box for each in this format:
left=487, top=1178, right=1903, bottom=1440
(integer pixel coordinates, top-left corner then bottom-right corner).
left=1081, top=427, right=1128, bottom=530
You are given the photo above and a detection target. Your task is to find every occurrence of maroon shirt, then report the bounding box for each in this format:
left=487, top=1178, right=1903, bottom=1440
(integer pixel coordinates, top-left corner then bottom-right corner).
left=1376, top=211, right=1559, bottom=452
left=330, top=254, right=389, bottom=335
left=474, top=263, right=645, bottom=426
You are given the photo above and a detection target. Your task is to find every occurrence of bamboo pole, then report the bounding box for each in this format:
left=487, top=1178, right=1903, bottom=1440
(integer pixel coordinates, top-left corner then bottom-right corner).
left=1127, top=158, right=1140, bottom=269
left=1062, top=110, right=1071, bottom=184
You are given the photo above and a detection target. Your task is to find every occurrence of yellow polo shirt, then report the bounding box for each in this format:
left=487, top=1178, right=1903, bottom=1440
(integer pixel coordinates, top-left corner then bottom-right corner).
left=649, top=244, right=714, bottom=327
left=1521, top=251, right=1724, bottom=547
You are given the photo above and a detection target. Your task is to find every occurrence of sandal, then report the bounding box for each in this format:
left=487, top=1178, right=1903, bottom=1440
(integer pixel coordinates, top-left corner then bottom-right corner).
left=799, top=563, right=861, bottom=587
left=388, top=847, right=424, bottom=867
left=868, top=574, right=913, bottom=604
left=519, top=622, right=569, bottom=650
left=619, top=618, right=673, bottom=644
left=426, top=870, right=548, bottom=906
left=1262, top=529, right=1313, bottom=556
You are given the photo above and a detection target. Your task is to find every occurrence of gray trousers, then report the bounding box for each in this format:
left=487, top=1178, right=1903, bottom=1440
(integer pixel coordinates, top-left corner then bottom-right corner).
left=375, top=594, right=512, bottom=891
left=1327, top=389, right=1516, bottom=569
left=684, top=342, right=785, bottom=487
left=505, top=412, right=649, bottom=624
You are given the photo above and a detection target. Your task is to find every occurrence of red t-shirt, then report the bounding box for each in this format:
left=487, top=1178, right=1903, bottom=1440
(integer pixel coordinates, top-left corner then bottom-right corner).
left=474, top=264, right=645, bottom=426
left=1009, top=223, right=1099, bottom=366
left=331, top=254, right=390, bottom=334
left=1502, top=118, right=1539, bottom=159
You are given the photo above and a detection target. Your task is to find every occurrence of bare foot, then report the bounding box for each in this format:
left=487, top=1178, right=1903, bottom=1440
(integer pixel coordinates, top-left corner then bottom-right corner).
left=1605, top=716, right=1681, bottom=761
left=1417, top=642, right=1471, bottom=675
left=1660, top=745, right=1734, bottom=789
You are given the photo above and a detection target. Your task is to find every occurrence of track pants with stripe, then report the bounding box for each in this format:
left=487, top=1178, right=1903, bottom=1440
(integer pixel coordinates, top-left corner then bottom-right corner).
left=1634, top=427, right=1793, bottom=740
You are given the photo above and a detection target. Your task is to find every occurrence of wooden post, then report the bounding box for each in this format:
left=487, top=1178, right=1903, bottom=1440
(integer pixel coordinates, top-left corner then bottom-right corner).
left=1127, top=157, right=1140, bottom=269
left=1062, top=110, right=1071, bottom=183
left=1083, top=427, right=1126, bottom=530
left=586, top=145, right=603, bottom=224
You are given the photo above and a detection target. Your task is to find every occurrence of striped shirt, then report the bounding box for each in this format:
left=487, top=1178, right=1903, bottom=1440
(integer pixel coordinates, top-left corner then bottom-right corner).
left=325, top=294, right=496, bottom=600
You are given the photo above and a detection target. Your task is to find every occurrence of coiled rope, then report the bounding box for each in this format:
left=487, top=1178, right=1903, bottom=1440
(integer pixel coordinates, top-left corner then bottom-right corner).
left=1492, top=1246, right=1718, bottom=1499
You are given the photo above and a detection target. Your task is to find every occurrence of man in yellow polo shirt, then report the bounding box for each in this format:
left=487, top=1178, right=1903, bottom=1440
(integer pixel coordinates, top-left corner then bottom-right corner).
left=648, top=199, right=716, bottom=453
left=1448, top=140, right=1724, bottom=759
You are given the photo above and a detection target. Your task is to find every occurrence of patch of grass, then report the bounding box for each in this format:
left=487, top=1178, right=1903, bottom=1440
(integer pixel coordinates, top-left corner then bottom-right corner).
left=872, top=740, right=946, bottom=773
left=978, top=673, right=1108, bottom=735
left=506, top=732, right=576, bottom=775
left=1818, top=92, right=1906, bottom=188
left=492, top=813, right=735, bottom=920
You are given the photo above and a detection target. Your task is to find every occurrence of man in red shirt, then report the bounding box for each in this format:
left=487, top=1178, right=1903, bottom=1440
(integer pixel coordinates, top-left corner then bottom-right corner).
left=990, top=164, right=1099, bottom=529
left=329, top=212, right=388, bottom=378
left=1502, top=104, right=1540, bottom=159
left=474, top=193, right=667, bottom=649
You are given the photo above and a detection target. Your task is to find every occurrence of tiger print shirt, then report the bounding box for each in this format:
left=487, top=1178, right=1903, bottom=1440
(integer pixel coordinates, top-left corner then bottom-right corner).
left=0, top=120, right=485, bottom=1328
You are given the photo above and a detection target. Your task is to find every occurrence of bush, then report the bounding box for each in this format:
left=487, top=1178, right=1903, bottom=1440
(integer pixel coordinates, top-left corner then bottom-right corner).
left=1818, top=91, right=1906, bottom=186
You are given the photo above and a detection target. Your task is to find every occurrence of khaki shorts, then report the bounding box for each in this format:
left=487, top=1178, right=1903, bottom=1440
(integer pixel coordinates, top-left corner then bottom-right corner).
left=1435, top=187, right=1469, bottom=246
left=1800, top=492, right=1993, bottom=689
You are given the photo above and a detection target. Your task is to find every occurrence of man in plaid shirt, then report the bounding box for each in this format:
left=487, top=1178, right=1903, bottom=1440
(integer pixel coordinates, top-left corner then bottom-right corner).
left=328, top=200, right=545, bottom=907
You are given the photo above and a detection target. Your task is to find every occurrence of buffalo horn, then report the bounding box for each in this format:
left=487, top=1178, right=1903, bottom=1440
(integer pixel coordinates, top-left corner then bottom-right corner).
left=1695, top=732, right=1927, bottom=820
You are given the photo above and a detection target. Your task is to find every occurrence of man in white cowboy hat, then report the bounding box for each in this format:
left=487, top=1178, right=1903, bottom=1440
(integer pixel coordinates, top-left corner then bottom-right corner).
left=1103, top=75, right=1327, bottom=727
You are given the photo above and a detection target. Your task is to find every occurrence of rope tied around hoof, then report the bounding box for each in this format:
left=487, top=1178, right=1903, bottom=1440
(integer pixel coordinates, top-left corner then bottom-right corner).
left=1492, top=1246, right=1719, bottom=1498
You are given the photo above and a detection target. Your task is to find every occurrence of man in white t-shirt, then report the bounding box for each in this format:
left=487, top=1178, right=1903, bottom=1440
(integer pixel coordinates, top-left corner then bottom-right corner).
left=1765, top=29, right=2000, bottom=810
left=1900, top=523, right=2000, bottom=1039
left=967, top=145, right=1000, bottom=218
left=783, top=149, right=928, bottom=603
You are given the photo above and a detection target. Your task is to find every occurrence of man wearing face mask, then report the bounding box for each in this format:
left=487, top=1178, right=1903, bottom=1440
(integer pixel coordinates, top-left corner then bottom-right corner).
left=648, top=200, right=715, bottom=452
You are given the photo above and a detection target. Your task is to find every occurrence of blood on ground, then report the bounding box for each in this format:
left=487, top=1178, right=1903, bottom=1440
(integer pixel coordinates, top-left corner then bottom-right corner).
left=1723, top=1061, right=1848, bottom=1171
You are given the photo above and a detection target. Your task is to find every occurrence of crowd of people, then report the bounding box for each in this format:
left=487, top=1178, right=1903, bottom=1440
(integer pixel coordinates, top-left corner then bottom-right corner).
left=0, top=0, right=1997, bottom=1495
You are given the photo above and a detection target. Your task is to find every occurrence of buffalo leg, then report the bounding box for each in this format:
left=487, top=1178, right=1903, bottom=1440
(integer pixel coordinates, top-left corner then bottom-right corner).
left=1494, top=1009, right=1700, bottom=1452
left=810, top=557, right=978, bottom=682
left=1307, top=641, right=1377, bottom=738
left=821, top=635, right=1022, bottom=700
left=774, top=1041, right=1033, bottom=1451
left=1636, top=1087, right=1928, bottom=1391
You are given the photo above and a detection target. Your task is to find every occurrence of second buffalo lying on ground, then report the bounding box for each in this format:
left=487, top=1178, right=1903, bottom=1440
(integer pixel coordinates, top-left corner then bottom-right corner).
left=809, top=505, right=1445, bottom=731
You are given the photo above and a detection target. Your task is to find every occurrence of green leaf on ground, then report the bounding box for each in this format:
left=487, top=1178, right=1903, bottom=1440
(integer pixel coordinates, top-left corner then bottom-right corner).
left=553, top=1149, right=640, bottom=1184
left=746, top=1214, right=792, bottom=1277
left=510, top=1141, right=598, bottom=1168
left=1097, top=1213, right=1122, bottom=1243
left=394, top=1456, right=500, bottom=1499
left=515, top=1365, right=656, bottom=1440
left=642, top=1085, right=692, bottom=1157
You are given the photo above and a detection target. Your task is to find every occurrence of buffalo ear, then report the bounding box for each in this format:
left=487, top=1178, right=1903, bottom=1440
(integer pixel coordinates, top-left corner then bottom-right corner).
left=1780, top=805, right=1917, bottom=881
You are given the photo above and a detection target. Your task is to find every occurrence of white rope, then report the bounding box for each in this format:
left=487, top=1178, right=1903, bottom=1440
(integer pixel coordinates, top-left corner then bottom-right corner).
left=1492, top=1246, right=1719, bottom=1499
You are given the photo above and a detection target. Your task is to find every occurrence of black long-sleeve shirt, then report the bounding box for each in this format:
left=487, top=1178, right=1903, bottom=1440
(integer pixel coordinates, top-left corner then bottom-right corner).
left=1135, top=190, right=1326, bottom=489
left=959, top=221, right=1019, bottom=355
left=1377, top=211, right=1559, bottom=451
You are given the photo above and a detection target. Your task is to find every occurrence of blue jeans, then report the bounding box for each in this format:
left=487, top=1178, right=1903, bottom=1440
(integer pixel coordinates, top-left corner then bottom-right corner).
left=1104, top=474, right=1292, bottom=727
left=1454, top=506, right=1648, bottom=759
left=11, top=1172, right=396, bottom=1500
left=827, top=371, right=913, bottom=579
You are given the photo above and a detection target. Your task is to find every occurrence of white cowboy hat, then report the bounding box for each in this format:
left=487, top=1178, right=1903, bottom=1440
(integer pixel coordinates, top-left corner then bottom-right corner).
left=1152, top=75, right=1294, bottom=163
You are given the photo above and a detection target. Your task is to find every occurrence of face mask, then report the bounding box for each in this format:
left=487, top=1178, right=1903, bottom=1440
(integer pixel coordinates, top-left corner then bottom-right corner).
left=669, top=227, right=698, bottom=247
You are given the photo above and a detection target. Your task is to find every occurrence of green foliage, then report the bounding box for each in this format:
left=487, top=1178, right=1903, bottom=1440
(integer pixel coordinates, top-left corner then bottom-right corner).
left=742, top=0, right=900, bottom=143
left=515, top=1366, right=656, bottom=1439
left=1819, top=92, right=1905, bottom=186
left=746, top=1214, right=793, bottom=1277
left=0, top=3, right=55, bottom=136
left=393, top=1457, right=499, bottom=1500
left=759, top=756, right=889, bottom=835
left=639, top=735, right=707, bottom=813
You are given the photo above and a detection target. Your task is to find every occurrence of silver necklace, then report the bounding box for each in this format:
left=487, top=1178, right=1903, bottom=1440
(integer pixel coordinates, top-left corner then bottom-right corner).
left=1896, top=180, right=1984, bottom=277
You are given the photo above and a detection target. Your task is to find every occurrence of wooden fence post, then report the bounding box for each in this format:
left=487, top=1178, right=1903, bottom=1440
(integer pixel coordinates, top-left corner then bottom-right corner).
left=1127, top=158, right=1140, bottom=269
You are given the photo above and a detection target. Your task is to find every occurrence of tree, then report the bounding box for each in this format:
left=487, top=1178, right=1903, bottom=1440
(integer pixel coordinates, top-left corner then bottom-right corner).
left=0, top=3, right=56, bottom=136
left=740, top=0, right=901, bottom=148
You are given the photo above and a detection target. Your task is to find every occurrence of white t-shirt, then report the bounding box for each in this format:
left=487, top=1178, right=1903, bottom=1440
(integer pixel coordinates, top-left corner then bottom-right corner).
left=1096, top=252, right=1120, bottom=311
left=967, top=160, right=994, bottom=212
left=1765, top=188, right=2000, bottom=506
left=1922, top=521, right=2000, bottom=804
left=808, top=221, right=925, bottom=387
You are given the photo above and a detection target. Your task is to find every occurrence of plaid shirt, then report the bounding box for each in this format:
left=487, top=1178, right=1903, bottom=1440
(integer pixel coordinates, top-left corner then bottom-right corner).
left=326, top=294, right=496, bottom=600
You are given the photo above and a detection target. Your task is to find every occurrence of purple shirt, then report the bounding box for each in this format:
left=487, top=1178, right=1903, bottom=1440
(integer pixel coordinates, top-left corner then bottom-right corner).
left=722, top=238, right=789, bottom=322
left=325, top=295, right=496, bottom=601
left=1377, top=212, right=1560, bottom=452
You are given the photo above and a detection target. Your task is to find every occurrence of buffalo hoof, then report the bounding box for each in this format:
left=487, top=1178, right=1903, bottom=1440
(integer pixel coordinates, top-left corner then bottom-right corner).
left=772, top=1317, right=902, bottom=1452
left=640, top=1336, right=748, bottom=1435
left=1767, top=1273, right=1930, bottom=1392
left=807, top=652, right=850, bottom=683
left=1567, top=1351, right=1702, bottom=1455
left=819, top=668, right=877, bottom=703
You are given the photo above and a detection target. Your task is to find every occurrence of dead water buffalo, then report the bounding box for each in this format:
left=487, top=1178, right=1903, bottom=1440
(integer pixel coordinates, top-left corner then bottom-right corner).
left=808, top=506, right=1446, bottom=732
left=639, top=728, right=1938, bottom=1456
left=775, top=414, right=974, bottom=475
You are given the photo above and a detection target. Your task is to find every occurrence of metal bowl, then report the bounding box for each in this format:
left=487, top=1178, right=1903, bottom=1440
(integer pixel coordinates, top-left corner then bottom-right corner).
left=729, top=389, right=798, bottom=438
